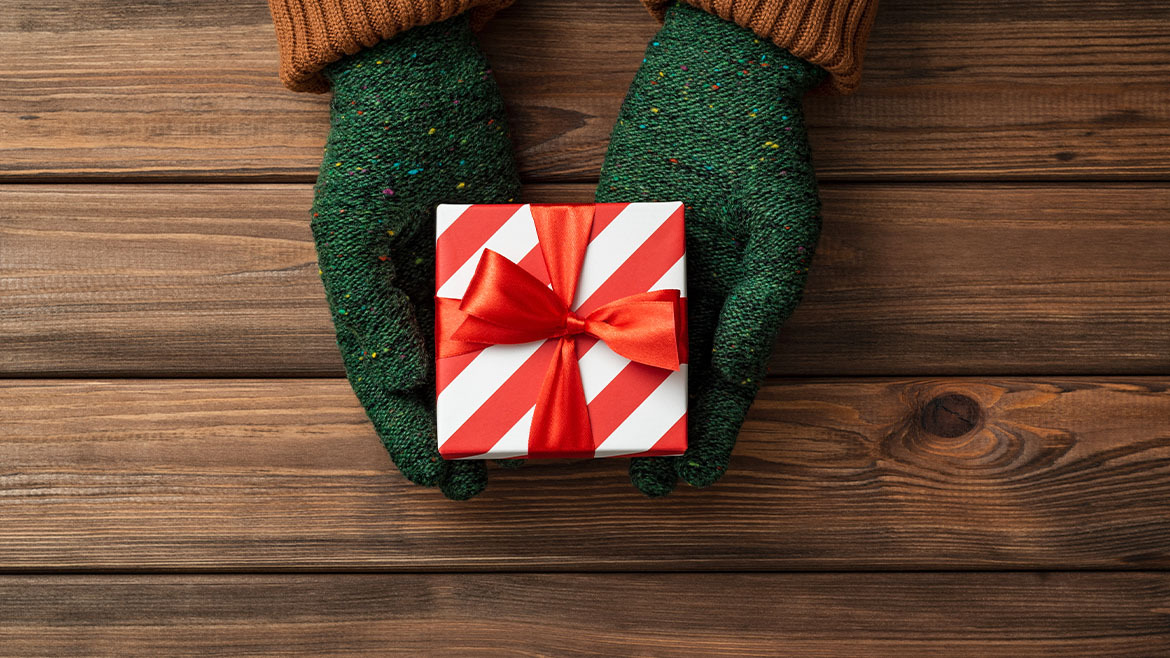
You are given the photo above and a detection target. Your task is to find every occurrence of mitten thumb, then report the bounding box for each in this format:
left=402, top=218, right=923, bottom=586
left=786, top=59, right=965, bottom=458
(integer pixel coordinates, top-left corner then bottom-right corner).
left=710, top=195, right=821, bottom=385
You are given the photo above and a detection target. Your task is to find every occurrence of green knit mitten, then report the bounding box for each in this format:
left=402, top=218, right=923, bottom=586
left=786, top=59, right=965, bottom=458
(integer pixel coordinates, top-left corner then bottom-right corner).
left=313, top=16, right=521, bottom=500
left=597, top=3, right=828, bottom=496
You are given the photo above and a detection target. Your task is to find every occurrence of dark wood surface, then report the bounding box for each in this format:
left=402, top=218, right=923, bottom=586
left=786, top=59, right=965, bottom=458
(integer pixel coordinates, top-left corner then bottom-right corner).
left=2, top=0, right=1169, bottom=182
left=2, top=0, right=1169, bottom=654
left=2, top=377, right=1170, bottom=571
left=5, top=183, right=1170, bottom=377
left=2, top=573, right=1168, bottom=656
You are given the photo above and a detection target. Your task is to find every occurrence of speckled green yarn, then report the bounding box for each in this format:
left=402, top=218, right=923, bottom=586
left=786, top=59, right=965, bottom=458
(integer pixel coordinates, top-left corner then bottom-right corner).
left=312, top=16, right=520, bottom=500
left=597, top=3, right=828, bottom=496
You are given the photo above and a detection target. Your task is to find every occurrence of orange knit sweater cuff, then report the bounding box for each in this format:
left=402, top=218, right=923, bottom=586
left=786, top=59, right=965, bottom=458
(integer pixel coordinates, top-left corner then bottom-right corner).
left=642, top=0, right=879, bottom=93
left=268, top=0, right=515, bottom=92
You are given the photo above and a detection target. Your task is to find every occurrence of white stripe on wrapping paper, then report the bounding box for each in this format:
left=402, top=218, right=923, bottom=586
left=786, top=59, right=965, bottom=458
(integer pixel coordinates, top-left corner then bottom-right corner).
left=435, top=204, right=472, bottom=238
left=572, top=202, right=681, bottom=311
left=650, top=256, right=686, bottom=294
left=436, top=341, right=543, bottom=449
left=435, top=204, right=538, bottom=300
left=579, top=340, right=634, bottom=403
left=593, top=364, right=689, bottom=457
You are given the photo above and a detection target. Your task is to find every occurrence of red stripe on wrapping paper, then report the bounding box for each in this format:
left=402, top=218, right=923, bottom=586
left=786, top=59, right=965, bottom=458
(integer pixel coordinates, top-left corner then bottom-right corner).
left=434, top=203, right=629, bottom=395
left=589, top=203, right=628, bottom=240
left=619, top=412, right=688, bottom=458
left=586, top=361, right=672, bottom=447
left=435, top=204, right=523, bottom=291
left=515, top=246, right=550, bottom=286
left=434, top=350, right=478, bottom=397
left=574, top=203, right=686, bottom=318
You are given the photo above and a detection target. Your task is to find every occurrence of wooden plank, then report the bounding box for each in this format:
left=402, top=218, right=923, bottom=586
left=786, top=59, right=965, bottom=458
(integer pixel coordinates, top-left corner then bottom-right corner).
left=2, top=377, right=1169, bottom=570
left=1, top=0, right=1168, bottom=182
left=4, top=183, right=1170, bottom=377
left=1, top=573, right=1167, bottom=656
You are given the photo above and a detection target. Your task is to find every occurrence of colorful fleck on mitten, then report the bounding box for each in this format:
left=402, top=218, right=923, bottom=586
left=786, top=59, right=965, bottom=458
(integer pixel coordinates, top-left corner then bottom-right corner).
left=597, top=3, right=829, bottom=496
left=312, top=15, right=521, bottom=499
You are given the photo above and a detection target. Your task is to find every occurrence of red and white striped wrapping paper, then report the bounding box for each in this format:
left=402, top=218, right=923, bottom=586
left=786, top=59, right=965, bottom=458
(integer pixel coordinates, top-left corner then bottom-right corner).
left=435, top=202, right=688, bottom=459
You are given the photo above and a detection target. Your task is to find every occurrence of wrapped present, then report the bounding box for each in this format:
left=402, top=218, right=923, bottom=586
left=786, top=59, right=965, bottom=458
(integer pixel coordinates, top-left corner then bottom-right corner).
left=435, top=202, right=688, bottom=459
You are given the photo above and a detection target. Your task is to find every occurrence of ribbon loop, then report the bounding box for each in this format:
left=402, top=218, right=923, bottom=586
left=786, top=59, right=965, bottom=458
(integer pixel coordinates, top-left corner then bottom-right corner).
left=436, top=204, right=685, bottom=456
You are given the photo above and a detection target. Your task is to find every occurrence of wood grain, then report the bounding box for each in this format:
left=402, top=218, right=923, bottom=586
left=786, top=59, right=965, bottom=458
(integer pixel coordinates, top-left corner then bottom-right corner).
left=5, top=183, right=1170, bottom=377
left=2, top=0, right=1168, bottom=182
left=2, top=377, right=1169, bottom=570
left=1, top=573, right=1167, bottom=656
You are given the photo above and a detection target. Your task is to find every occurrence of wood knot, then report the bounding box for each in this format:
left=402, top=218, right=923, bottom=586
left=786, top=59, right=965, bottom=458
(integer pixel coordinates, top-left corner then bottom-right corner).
left=919, top=393, right=982, bottom=438
left=875, top=382, right=1074, bottom=480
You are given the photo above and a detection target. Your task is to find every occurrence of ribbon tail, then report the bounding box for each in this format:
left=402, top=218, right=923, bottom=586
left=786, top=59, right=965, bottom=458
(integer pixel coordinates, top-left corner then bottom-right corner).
left=528, top=337, right=595, bottom=459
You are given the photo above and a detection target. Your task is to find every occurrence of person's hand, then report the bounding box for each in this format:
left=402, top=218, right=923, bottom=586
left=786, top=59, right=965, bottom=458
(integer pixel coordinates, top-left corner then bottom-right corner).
left=312, top=16, right=521, bottom=499
left=596, top=3, right=828, bottom=495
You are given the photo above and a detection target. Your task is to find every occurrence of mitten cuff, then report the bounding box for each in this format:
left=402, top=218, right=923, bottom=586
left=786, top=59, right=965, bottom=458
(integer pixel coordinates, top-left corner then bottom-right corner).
left=641, top=0, right=878, bottom=94
left=268, top=0, right=515, bottom=92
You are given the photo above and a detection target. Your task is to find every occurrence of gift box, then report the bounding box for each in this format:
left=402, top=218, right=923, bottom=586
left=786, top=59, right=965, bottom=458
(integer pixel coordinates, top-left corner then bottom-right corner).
left=435, top=202, right=688, bottom=459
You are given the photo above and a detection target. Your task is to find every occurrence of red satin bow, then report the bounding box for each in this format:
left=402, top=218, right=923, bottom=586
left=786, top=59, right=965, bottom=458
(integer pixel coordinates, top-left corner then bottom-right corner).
left=436, top=204, right=684, bottom=458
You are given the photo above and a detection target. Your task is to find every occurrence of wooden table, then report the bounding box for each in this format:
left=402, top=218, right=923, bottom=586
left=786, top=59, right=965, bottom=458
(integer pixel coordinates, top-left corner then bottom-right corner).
left=3, top=0, right=1170, bottom=654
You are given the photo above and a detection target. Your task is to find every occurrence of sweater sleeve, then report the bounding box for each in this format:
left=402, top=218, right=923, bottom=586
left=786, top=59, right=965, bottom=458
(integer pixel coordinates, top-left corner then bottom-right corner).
left=640, top=0, right=879, bottom=93
left=268, top=0, right=515, bottom=92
